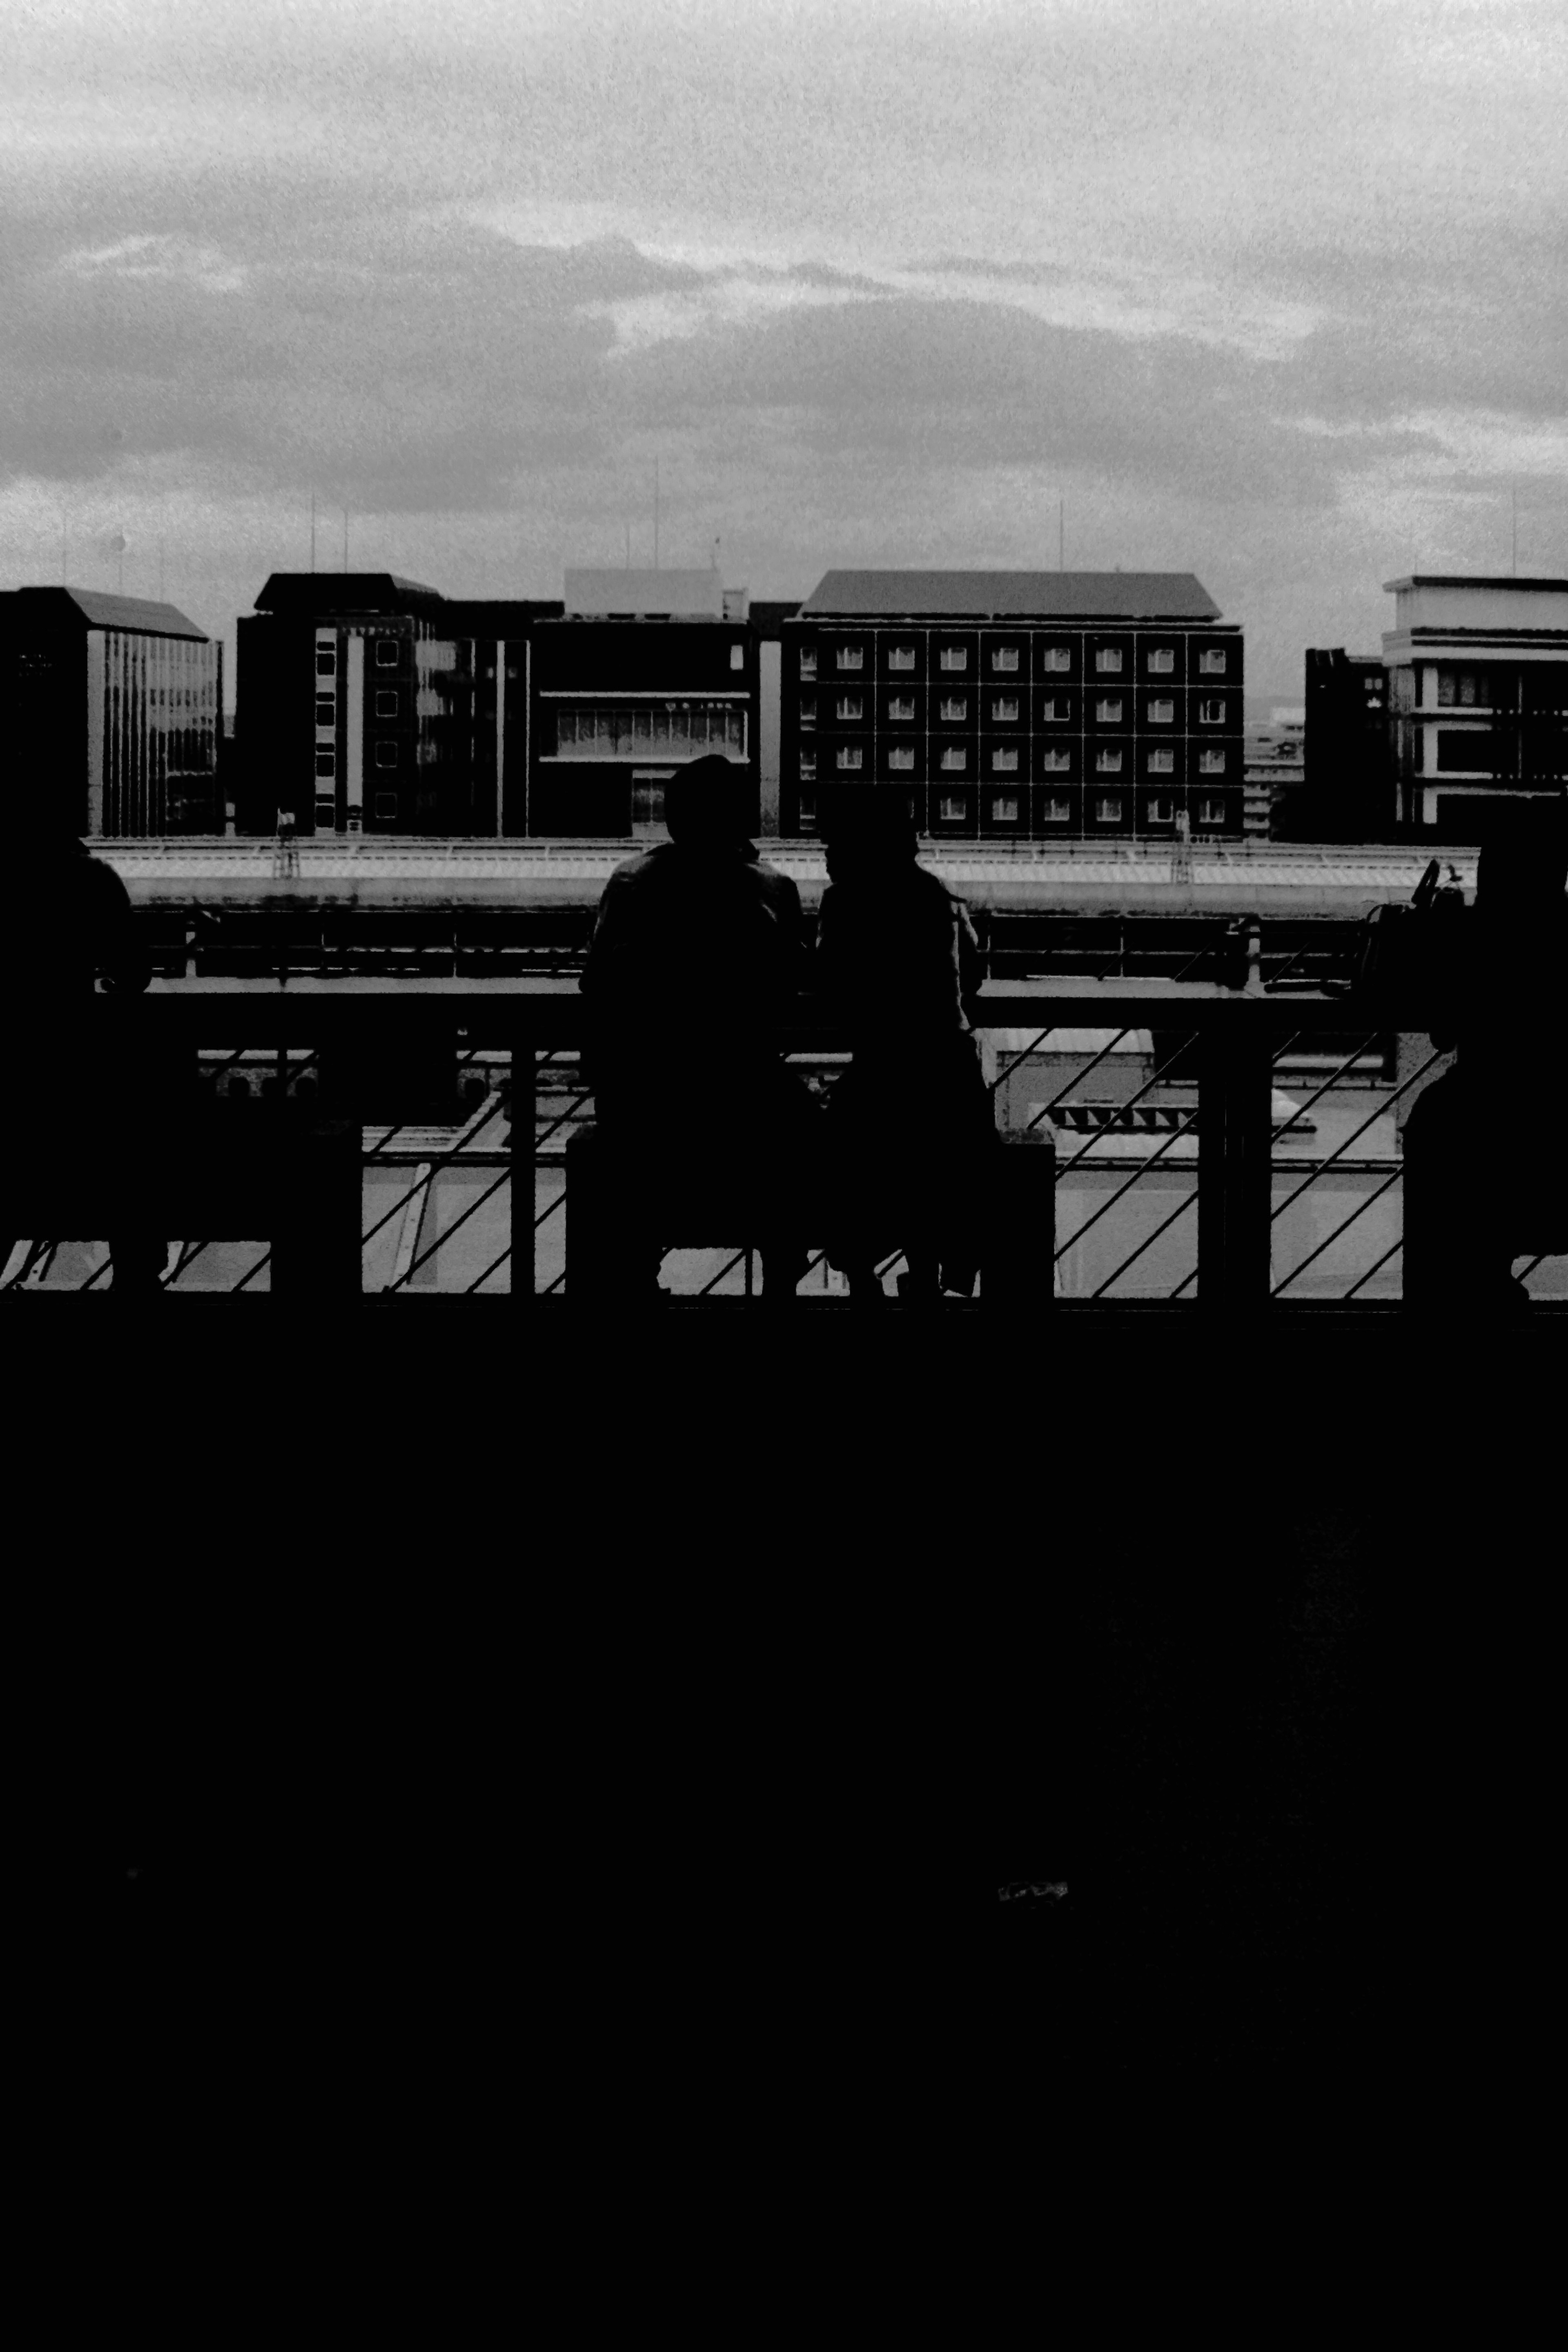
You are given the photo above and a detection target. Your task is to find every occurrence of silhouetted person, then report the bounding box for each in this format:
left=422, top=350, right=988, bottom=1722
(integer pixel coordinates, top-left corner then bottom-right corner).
left=578, top=755, right=815, bottom=1301
left=0, top=807, right=166, bottom=1294
left=1403, top=798, right=1568, bottom=1310
left=816, top=791, right=996, bottom=1303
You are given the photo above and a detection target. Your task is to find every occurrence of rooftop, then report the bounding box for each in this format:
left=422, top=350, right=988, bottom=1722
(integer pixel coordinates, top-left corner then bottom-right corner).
left=2, top=585, right=208, bottom=639
left=252, top=572, right=446, bottom=616
left=800, top=570, right=1223, bottom=621
left=1383, top=575, right=1568, bottom=594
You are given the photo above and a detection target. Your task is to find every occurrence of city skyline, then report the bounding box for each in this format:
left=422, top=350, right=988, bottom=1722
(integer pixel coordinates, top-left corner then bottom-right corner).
left=3, top=0, right=1566, bottom=703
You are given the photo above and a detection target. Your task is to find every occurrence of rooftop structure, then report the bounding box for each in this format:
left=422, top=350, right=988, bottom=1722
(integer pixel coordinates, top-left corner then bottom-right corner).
left=1379, top=575, right=1568, bottom=838
left=800, top=570, right=1222, bottom=620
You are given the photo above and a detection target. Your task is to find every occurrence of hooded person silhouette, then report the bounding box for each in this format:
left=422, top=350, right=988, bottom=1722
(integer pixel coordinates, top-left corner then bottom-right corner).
left=815, top=790, right=996, bottom=1303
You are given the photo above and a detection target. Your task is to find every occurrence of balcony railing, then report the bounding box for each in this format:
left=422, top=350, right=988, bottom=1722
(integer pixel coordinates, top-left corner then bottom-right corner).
left=5, top=975, right=1564, bottom=1308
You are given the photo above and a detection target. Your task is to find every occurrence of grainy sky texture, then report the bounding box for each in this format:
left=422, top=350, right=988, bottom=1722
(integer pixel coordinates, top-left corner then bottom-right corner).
left=3, top=0, right=1566, bottom=695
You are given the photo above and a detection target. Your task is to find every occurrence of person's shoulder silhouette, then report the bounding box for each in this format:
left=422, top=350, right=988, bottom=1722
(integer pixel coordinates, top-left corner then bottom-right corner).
left=3, top=814, right=149, bottom=1006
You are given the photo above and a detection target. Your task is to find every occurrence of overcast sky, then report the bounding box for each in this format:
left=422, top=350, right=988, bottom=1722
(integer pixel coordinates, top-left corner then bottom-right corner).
left=4, top=0, right=1566, bottom=698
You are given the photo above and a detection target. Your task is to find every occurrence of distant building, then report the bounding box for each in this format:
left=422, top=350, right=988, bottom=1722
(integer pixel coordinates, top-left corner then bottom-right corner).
left=0, top=586, right=222, bottom=836
left=527, top=570, right=760, bottom=837
left=1382, top=575, right=1568, bottom=839
left=777, top=571, right=1244, bottom=842
left=747, top=599, right=805, bottom=836
left=1288, top=651, right=1392, bottom=842
left=1244, top=710, right=1305, bottom=838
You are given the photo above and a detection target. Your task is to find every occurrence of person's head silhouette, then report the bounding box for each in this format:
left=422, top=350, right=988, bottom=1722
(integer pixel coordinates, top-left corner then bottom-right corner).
left=822, top=790, right=918, bottom=883
left=664, top=755, right=749, bottom=850
left=1477, top=798, right=1568, bottom=916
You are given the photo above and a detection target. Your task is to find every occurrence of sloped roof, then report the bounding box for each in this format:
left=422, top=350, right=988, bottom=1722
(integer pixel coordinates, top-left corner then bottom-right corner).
left=801, top=570, right=1222, bottom=620
left=4, top=586, right=208, bottom=638
left=253, top=572, right=445, bottom=615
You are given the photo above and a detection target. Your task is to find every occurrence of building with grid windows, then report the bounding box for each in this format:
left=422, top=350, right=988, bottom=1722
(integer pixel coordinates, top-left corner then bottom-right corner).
left=526, top=570, right=760, bottom=838
left=778, top=572, right=1243, bottom=842
left=1381, top=576, right=1568, bottom=840
left=0, top=586, right=222, bottom=836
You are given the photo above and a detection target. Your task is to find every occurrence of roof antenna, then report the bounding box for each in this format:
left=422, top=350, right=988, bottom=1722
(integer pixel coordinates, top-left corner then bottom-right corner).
left=654, top=459, right=659, bottom=570
left=1059, top=496, right=1064, bottom=572
left=1512, top=483, right=1518, bottom=576
left=343, top=508, right=349, bottom=573
left=311, top=491, right=316, bottom=574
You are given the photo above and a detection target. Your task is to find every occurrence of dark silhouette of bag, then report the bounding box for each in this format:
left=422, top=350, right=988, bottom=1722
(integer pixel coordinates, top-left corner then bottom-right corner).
left=1345, top=860, right=1466, bottom=1028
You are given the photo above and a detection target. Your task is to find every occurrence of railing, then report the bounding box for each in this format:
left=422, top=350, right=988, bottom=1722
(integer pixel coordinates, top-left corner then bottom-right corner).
left=4, top=975, right=1563, bottom=1306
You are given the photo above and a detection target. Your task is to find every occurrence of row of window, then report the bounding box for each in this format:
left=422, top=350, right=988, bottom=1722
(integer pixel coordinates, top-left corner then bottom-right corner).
left=799, top=642, right=1232, bottom=679
left=315, top=639, right=403, bottom=675
left=800, top=693, right=1231, bottom=726
left=550, top=705, right=748, bottom=758
left=796, top=791, right=1232, bottom=829
left=315, top=744, right=402, bottom=776
left=801, top=745, right=1231, bottom=776
left=315, top=690, right=402, bottom=724
left=313, top=793, right=401, bottom=821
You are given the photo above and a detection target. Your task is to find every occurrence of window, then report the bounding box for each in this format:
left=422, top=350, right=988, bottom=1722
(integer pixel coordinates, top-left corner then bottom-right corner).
left=1198, top=647, right=1227, bottom=675
left=1095, top=748, right=1124, bottom=773
left=991, top=647, right=1020, bottom=673
left=888, top=645, right=916, bottom=671
left=991, top=795, right=1021, bottom=822
left=991, top=746, right=1020, bottom=772
left=799, top=751, right=817, bottom=781
left=314, top=799, right=336, bottom=827
left=938, top=795, right=967, bottom=821
left=315, top=648, right=336, bottom=677
left=1096, top=698, right=1124, bottom=724
left=1148, top=698, right=1174, bottom=723
left=800, top=698, right=816, bottom=730
left=730, top=644, right=744, bottom=671
left=992, top=696, right=1020, bottom=722
left=1095, top=648, right=1123, bottom=673
left=314, top=749, right=336, bottom=778
left=1198, top=797, right=1226, bottom=825
left=887, top=745, right=915, bottom=771
left=1147, top=748, right=1174, bottom=773
left=1041, top=795, right=1072, bottom=824
left=1041, top=748, right=1071, bottom=773
left=1438, top=670, right=1482, bottom=707
left=836, top=746, right=863, bottom=771
left=798, top=793, right=817, bottom=829
left=375, top=690, right=398, bottom=718
left=1094, top=795, right=1125, bottom=823
left=939, top=697, right=968, bottom=722
left=939, top=647, right=969, bottom=673
left=1043, top=646, right=1071, bottom=673
left=836, top=695, right=864, bottom=722
left=1199, top=699, right=1226, bottom=725
left=375, top=741, right=398, bottom=768
left=940, top=746, right=968, bottom=772
left=836, top=646, right=864, bottom=671
left=1041, top=696, right=1069, bottom=723
left=799, top=648, right=817, bottom=679
left=1435, top=732, right=1496, bottom=773
left=1147, top=648, right=1174, bottom=675
left=315, top=697, right=335, bottom=727
left=887, top=695, right=915, bottom=722
left=375, top=639, right=399, bottom=668
left=1147, top=796, right=1174, bottom=824
left=1199, top=749, right=1226, bottom=774
left=374, top=792, right=398, bottom=820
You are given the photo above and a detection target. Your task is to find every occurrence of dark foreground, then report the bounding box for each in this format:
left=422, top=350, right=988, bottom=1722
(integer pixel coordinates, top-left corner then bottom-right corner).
left=17, top=1303, right=1556, bottom=2114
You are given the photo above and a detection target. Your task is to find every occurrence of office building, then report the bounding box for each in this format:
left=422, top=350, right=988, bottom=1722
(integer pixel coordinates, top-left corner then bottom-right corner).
left=777, top=571, right=1244, bottom=841
left=1382, top=576, right=1568, bottom=839
left=526, top=570, right=760, bottom=837
left=0, top=585, right=222, bottom=836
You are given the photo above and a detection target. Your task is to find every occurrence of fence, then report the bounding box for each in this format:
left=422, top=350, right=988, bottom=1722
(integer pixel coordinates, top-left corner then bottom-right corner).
left=4, top=976, right=1561, bottom=1305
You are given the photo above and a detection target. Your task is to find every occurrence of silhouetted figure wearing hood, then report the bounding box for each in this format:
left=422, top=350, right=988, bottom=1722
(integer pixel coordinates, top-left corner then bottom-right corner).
left=815, top=791, right=996, bottom=1303
left=578, top=756, right=815, bottom=1301
left=1402, top=797, right=1568, bottom=1310
left=1, top=808, right=165, bottom=1293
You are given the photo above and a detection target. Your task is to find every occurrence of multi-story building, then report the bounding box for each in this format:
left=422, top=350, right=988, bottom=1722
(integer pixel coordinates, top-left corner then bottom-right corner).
left=1293, top=650, right=1392, bottom=841
left=778, top=571, right=1243, bottom=841
left=418, top=597, right=564, bottom=837
left=526, top=570, right=760, bottom=837
left=0, top=586, right=222, bottom=835
left=1382, top=576, right=1568, bottom=839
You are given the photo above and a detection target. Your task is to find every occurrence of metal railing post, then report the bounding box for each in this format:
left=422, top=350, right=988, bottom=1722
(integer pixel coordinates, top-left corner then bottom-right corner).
left=1198, top=1011, right=1272, bottom=1310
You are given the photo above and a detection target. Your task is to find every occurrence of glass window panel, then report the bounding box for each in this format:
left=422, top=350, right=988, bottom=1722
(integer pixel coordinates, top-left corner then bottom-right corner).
left=1096, top=649, right=1123, bottom=673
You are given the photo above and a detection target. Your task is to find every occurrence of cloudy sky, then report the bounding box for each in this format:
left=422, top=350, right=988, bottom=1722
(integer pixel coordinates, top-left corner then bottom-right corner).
left=4, top=0, right=1566, bottom=699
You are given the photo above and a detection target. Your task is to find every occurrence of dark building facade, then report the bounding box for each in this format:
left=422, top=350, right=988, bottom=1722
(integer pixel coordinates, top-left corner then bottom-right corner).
left=0, top=586, right=222, bottom=836
left=526, top=570, right=760, bottom=838
left=1292, top=650, right=1392, bottom=841
left=778, top=571, right=1243, bottom=842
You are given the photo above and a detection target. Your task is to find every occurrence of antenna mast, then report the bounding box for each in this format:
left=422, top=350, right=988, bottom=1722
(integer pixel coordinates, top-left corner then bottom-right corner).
left=654, top=460, right=659, bottom=570
left=1059, top=497, right=1064, bottom=571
